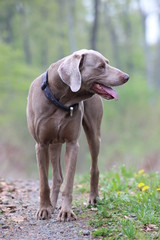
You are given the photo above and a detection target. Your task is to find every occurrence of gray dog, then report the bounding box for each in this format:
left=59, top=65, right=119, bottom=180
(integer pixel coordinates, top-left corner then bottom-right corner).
left=27, top=49, right=129, bottom=221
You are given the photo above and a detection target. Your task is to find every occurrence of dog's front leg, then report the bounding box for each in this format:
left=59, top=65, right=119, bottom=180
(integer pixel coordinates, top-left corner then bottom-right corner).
left=57, top=141, right=79, bottom=222
left=36, top=143, right=53, bottom=220
left=49, top=143, right=63, bottom=210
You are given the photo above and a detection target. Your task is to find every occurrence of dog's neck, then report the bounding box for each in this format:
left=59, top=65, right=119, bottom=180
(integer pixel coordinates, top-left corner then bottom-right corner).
left=47, top=62, right=94, bottom=107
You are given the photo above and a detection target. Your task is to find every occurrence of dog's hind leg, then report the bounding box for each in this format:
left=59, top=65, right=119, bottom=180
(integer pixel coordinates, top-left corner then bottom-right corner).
left=49, top=143, right=63, bottom=210
left=83, top=95, right=103, bottom=204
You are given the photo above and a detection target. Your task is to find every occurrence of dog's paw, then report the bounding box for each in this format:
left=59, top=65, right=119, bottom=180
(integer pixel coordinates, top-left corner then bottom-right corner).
left=88, top=195, right=98, bottom=205
left=37, top=206, right=53, bottom=220
left=57, top=208, right=77, bottom=222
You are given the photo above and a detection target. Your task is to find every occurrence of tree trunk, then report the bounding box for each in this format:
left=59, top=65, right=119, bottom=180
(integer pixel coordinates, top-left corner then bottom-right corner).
left=103, top=2, right=121, bottom=68
left=154, top=0, right=160, bottom=89
left=121, top=0, right=133, bottom=72
left=5, top=7, right=14, bottom=44
left=90, top=0, right=99, bottom=50
left=18, top=3, right=32, bottom=65
left=67, top=0, right=77, bottom=53
left=58, top=0, right=66, bottom=58
left=41, top=6, right=48, bottom=67
left=138, top=1, right=154, bottom=90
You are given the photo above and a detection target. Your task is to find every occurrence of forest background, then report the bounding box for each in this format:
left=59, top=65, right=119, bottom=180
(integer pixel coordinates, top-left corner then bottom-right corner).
left=0, top=0, right=160, bottom=178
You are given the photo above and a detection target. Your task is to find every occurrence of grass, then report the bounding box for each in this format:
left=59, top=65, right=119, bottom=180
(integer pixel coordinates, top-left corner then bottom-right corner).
left=74, top=165, right=160, bottom=239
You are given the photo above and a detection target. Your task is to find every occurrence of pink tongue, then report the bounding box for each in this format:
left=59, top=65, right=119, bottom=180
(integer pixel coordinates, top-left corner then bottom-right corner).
left=103, top=86, right=118, bottom=101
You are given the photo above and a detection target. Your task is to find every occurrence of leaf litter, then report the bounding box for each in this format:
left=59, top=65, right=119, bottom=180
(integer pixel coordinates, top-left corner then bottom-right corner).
left=0, top=178, right=92, bottom=240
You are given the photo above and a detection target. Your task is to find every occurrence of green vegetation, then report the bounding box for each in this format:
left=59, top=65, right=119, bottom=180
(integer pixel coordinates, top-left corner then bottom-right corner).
left=74, top=166, right=160, bottom=239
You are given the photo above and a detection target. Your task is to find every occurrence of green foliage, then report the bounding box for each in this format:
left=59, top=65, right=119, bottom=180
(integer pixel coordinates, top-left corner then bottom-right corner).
left=0, top=43, right=40, bottom=126
left=0, top=42, right=40, bottom=175
left=92, top=227, right=111, bottom=237
left=75, top=166, right=160, bottom=239
left=121, top=219, right=137, bottom=239
left=74, top=174, right=90, bottom=194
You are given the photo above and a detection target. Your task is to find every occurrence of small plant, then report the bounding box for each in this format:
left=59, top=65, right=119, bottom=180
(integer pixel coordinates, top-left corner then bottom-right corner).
left=92, top=228, right=111, bottom=237
left=121, top=219, right=137, bottom=239
left=0, top=207, right=3, bottom=214
left=89, top=218, right=106, bottom=228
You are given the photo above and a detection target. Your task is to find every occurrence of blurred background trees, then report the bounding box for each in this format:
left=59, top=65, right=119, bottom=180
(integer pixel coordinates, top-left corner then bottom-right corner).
left=0, top=0, right=160, bottom=178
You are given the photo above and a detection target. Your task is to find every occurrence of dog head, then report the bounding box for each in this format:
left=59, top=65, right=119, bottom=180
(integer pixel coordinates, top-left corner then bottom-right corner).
left=58, top=49, right=129, bottom=100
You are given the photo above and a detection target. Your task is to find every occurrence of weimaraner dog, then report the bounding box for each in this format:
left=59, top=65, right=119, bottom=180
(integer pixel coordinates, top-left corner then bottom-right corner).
left=27, top=49, right=129, bottom=221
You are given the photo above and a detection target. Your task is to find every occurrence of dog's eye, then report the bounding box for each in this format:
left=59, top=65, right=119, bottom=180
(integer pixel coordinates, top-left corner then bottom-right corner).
left=98, top=63, right=105, bottom=69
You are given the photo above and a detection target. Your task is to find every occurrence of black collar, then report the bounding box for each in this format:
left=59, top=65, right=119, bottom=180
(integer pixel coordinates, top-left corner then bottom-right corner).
left=41, top=70, right=79, bottom=116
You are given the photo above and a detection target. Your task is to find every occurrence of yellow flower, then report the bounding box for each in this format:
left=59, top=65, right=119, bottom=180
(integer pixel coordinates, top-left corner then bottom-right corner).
left=138, top=183, right=145, bottom=188
left=142, top=186, right=150, bottom=191
left=138, top=169, right=144, bottom=174
left=117, top=191, right=123, bottom=195
left=157, top=188, right=160, bottom=191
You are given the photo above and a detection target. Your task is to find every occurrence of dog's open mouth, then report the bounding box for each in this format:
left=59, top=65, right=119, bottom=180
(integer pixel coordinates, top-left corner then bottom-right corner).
left=92, top=83, right=118, bottom=101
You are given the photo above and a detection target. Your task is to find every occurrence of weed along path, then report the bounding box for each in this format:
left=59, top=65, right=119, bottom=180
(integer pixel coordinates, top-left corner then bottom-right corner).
left=0, top=167, right=160, bottom=239
left=0, top=179, right=92, bottom=240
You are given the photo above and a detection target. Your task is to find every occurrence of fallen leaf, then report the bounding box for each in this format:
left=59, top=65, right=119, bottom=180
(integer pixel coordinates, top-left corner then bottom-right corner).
left=7, top=205, right=17, bottom=210
left=11, top=216, right=26, bottom=223
left=141, top=224, right=158, bottom=232
left=91, top=207, right=97, bottom=211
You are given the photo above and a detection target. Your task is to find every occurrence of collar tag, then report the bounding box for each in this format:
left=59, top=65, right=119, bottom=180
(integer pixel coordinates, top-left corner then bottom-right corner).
left=70, top=107, right=74, bottom=117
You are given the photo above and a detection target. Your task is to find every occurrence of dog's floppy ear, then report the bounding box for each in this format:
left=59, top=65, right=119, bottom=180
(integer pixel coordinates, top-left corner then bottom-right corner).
left=58, top=53, right=84, bottom=92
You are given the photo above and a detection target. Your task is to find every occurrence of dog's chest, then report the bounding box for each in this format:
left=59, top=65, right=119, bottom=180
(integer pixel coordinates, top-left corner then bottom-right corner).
left=38, top=111, right=82, bottom=144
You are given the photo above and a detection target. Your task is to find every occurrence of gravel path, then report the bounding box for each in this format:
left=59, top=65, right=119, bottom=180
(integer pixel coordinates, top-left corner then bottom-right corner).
left=0, top=179, right=93, bottom=240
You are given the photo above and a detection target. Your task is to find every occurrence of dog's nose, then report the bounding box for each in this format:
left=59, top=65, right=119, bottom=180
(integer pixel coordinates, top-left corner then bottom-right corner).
left=124, top=74, right=129, bottom=81
left=121, top=73, right=129, bottom=83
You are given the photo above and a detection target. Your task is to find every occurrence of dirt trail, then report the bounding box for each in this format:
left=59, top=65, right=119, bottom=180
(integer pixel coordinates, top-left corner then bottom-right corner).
left=0, top=179, right=92, bottom=240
